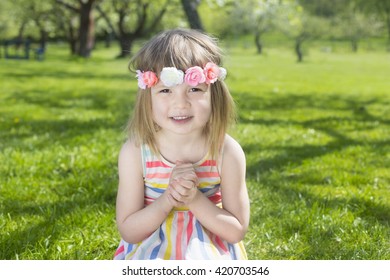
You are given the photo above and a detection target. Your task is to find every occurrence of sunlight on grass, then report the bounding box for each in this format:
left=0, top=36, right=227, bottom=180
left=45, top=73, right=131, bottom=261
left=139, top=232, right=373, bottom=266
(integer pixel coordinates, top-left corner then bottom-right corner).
left=0, top=43, right=389, bottom=259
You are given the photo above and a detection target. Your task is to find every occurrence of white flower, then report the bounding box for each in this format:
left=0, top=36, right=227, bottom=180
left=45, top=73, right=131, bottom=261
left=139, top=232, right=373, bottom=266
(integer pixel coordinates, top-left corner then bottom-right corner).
left=160, top=67, right=184, bottom=87
left=218, top=67, right=227, bottom=81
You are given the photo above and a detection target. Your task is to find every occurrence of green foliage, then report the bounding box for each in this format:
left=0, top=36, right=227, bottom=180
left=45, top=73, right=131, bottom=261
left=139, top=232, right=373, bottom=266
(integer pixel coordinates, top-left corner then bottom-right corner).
left=298, top=0, right=351, bottom=18
left=0, top=42, right=389, bottom=259
left=199, top=0, right=234, bottom=37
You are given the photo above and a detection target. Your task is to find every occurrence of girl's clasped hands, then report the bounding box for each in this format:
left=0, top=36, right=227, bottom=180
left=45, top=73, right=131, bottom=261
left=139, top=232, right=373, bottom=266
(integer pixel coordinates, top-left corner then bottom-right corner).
left=166, top=161, right=199, bottom=207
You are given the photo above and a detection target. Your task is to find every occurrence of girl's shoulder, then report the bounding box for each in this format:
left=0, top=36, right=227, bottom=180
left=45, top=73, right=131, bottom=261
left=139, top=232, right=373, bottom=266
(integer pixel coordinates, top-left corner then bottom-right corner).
left=118, top=139, right=143, bottom=174
left=119, top=138, right=141, bottom=158
left=220, top=134, right=246, bottom=173
left=222, top=134, right=245, bottom=159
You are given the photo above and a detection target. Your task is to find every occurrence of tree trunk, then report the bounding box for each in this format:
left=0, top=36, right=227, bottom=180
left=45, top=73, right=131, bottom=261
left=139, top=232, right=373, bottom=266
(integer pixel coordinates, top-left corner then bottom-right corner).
left=17, top=21, right=27, bottom=41
left=382, top=1, right=390, bottom=51
left=351, top=38, right=358, bottom=52
left=181, top=0, right=204, bottom=30
left=255, top=30, right=263, bottom=54
left=387, top=15, right=390, bottom=51
left=118, top=36, right=135, bottom=58
left=96, top=5, right=117, bottom=49
left=111, top=1, right=169, bottom=58
left=387, top=38, right=390, bottom=52
left=295, top=39, right=303, bottom=62
left=34, top=19, right=47, bottom=50
left=104, top=30, right=113, bottom=48
left=39, top=29, right=48, bottom=50
left=68, top=22, right=77, bottom=55
left=78, top=1, right=95, bottom=57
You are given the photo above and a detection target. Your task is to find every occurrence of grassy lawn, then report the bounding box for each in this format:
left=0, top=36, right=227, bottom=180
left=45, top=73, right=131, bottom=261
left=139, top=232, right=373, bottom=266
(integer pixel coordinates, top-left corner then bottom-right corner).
left=0, top=42, right=389, bottom=260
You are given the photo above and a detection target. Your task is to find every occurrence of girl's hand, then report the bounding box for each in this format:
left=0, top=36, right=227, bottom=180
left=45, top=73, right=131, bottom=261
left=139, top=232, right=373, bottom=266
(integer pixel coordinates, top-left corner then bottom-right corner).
left=167, top=161, right=199, bottom=207
left=168, top=161, right=196, bottom=183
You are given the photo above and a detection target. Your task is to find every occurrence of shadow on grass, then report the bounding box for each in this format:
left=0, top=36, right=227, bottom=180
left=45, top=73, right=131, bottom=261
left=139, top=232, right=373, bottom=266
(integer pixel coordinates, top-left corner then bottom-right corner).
left=241, top=91, right=390, bottom=258
left=1, top=58, right=129, bottom=81
left=4, top=85, right=135, bottom=112
left=0, top=89, right=133, bottom=151
left=9, top=90, right=115, bottom=110
left=0, top=168, right=117, bottom=259
left=0, top=117, right=125, bottom=151
left=242, top=90, right=389, bottom=175
left=237, top=91, right=390, bottom=126
left=0, top=72, right=130, bottom=258
left=2, top=70, right=129, bottom=82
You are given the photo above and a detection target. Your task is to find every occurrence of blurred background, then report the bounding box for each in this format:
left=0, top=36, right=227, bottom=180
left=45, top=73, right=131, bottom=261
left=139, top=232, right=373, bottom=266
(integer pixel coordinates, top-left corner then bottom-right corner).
left=1, top=0, right=389, bottom=60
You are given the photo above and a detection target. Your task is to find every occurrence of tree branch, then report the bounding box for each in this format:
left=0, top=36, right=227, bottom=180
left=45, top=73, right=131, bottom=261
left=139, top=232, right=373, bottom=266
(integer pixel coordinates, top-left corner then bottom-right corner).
left=133, top=3, right=148, bottom=37
left=56, top=0, right=80, bottom=13
left=146, top=0, right=171, bottom=33
left=96, top=4, right=118, bottom=38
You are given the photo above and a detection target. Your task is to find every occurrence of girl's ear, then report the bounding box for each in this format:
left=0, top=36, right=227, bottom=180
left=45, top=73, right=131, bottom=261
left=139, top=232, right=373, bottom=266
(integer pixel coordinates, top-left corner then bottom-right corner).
left=153, top=122, right=161, bottom=132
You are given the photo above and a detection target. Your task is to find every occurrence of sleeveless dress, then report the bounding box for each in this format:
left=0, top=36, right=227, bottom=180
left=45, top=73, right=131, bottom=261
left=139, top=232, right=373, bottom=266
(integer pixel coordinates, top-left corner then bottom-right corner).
left=113, top=144, right=247, bottom=260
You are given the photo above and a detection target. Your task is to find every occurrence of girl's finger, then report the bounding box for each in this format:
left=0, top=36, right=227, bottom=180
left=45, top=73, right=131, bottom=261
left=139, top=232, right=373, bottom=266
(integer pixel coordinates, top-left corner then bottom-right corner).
left=177, top=178, right=196, bottom=190
left=181, top=174, right=198, bottom=184
left=171, top=180, right=192, bottom=196
left=167, top=193, right=183, bottom=207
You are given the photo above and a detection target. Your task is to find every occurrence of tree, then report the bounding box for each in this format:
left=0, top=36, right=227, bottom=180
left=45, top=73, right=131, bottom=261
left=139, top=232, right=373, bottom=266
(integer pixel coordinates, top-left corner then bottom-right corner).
left=181, top=0, right=204, bottom=30
left=56, top=0, right=98, bottom=57
left=298, top=0, right=384, bottom=52
left=354, top=0, right=390, bottom=49
left=0, top=0, right=33, bottom=41
left=206, top=0, right=281, bottom=53
left=278, top=1, right=328, bottom=62
left=27, top=1, right=56, bottom=50
left=0, top=0, right=81, bottom=55
left=226, top=0, right=281, bottom=54
left=336, top=11, right=383, bottom=52
left=97, top=0, right=171, bottom=58
left=51, top=4, right=79, bottom=55
left=199, top=0, right=236, bottom=38
left=298, top=0, right=351, bottom=18
left=253, top=0, right=281, bottom=54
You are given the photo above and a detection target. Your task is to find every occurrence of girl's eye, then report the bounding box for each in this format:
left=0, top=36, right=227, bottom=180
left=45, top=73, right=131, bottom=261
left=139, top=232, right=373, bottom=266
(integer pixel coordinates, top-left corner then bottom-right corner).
left=189, top=87, right=203, bottom=93
left=159, top=89, right=170, bottom=94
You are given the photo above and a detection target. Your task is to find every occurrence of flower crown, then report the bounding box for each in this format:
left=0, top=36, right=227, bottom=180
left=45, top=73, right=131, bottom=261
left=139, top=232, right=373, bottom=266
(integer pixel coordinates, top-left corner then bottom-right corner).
left=136, top=62, right=227, bottom=90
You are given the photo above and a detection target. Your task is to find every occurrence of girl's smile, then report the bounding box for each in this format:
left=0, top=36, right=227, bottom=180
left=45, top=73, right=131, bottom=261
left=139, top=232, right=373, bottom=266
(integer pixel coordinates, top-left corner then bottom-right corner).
left=170, top=115, right=193, bottom=123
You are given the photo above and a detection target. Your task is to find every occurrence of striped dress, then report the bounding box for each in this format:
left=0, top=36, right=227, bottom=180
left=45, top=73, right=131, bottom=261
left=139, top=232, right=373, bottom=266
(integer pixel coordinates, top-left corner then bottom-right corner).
left=114, top=144, right=247, bottom=260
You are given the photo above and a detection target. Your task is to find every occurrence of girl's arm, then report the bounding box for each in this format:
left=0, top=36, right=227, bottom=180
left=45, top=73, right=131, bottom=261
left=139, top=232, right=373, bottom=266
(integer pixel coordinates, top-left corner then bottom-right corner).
left=116, top=140, right=173, bottom=244
left=187, top=135, right=250, bottom=244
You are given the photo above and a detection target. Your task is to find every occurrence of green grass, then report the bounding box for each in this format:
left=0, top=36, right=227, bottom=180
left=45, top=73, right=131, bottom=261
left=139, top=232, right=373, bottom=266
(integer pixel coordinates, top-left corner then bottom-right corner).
left=0, top=42, right=389, bottom=260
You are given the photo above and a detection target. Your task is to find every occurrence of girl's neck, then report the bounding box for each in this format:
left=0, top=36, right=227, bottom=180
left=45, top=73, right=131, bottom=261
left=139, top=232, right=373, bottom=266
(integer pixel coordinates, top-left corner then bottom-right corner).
left=155, top=131, right=208, bottom=164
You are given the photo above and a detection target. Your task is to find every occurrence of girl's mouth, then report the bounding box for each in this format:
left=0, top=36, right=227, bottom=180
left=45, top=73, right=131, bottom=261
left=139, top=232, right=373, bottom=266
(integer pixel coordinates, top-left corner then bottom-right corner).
left=170, top=116, right=193, bottom=122
left=172, top=116, right=191, bottom=120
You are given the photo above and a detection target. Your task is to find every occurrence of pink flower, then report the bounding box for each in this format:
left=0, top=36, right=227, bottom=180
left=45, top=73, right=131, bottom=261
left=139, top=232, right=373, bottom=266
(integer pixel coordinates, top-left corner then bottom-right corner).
left=203, top=62, right=220, bottom=84
left=143, top=71, right=158, bottom=88
left=184, top=66, right=206, bottom=86
left=136, top=70, right=158, bottom=89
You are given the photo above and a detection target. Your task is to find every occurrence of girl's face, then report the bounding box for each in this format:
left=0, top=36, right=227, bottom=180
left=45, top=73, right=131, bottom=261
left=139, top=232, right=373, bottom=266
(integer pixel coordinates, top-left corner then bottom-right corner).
left=150, top=81, right=212, bottom=137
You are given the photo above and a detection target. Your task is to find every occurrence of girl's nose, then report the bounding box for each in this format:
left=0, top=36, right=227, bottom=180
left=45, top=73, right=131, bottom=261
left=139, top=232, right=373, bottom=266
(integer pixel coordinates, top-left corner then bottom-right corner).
left=172, top=89, right=189, bottom=108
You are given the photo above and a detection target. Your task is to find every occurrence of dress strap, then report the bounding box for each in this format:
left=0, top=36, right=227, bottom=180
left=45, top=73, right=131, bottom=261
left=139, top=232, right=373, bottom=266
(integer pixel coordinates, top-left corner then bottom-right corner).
left=217, top=142, right=225, bottom=175
left=140, top=144, right=148, bottom=178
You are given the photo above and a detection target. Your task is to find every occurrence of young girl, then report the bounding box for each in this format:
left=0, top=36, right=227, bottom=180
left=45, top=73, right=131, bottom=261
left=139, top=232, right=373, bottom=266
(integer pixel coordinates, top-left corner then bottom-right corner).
left=114, top=28, right=249, bottom=260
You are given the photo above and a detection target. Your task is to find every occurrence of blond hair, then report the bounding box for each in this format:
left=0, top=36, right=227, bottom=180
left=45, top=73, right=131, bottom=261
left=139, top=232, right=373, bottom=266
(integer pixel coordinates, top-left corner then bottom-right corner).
left=127, top=28, right=236, bottom=160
